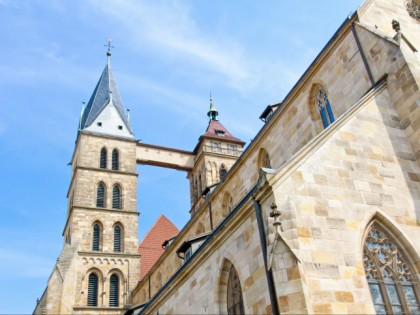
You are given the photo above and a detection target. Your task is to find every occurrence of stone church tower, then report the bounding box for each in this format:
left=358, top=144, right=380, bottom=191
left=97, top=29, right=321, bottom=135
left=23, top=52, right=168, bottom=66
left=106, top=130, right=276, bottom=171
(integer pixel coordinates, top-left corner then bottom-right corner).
left=188, top=98, right=245, bottom=215
left=35, top=49, right=140, bottom=314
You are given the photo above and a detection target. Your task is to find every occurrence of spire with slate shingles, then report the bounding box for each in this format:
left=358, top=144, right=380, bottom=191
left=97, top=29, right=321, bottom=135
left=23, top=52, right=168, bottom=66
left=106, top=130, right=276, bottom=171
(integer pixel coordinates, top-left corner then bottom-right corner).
left=79, top=44, right=134, bottom=138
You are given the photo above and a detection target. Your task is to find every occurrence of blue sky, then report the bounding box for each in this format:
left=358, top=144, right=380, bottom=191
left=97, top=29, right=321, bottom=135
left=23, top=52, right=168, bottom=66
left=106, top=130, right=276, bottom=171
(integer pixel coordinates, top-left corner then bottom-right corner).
left=0, top=0, right=363, bottom=313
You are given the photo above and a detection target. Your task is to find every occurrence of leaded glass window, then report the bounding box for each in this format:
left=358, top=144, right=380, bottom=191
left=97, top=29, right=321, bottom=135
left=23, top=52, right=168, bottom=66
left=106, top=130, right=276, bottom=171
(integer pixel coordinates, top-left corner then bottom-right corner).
left=316, top=88, right=335, bottom=128
left=364, top=223, right=420, bottom=314
left=100, top=147, right=107, bottom=169
left=227, top=265, right=245, bottom=315
left=109, top=274, right=119, bottom=307
left=87, top=273, right=98, bottom=306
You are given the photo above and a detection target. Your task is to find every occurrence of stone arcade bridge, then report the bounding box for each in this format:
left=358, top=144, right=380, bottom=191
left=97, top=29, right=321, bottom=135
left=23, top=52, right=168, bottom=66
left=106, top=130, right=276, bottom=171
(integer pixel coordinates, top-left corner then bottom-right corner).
left=136, top=142, right=195, bottom=171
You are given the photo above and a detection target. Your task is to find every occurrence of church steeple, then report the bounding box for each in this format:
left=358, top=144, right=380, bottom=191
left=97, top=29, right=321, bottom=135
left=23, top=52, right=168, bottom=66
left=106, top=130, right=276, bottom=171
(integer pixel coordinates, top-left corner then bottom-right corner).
left=79, top=44, right=134, bottom=139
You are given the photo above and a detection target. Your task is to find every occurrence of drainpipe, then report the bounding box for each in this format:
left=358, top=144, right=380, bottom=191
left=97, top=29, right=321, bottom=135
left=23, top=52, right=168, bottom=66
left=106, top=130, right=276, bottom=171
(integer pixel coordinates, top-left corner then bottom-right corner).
left=351, top=23, right=375, bottom=87
left=253, top=198, right=280, bottom=315
left=208, top=201, right=214, bottom=231
left=148, top=276, right=151, bottom=300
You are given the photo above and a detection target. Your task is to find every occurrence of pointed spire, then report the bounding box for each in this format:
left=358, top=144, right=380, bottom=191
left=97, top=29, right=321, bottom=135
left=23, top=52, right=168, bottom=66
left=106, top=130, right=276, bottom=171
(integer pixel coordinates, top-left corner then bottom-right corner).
left=207, top=93, right=219, bottom=121
left=78, top=43, right=134, bottom=138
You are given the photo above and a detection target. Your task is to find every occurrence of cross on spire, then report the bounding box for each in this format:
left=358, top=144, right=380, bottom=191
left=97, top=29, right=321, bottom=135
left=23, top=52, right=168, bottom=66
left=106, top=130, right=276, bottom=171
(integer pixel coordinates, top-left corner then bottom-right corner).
left=104, top=38, right=114, bottom=59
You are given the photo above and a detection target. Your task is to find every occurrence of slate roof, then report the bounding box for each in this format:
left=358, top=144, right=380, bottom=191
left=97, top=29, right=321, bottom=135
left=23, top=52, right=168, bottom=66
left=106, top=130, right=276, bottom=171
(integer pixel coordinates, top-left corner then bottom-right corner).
left=202, top=119, right=243, bottom=143
left=80, top=61, right=133, bottom=134
left=138, top=215, right=179, bottom=280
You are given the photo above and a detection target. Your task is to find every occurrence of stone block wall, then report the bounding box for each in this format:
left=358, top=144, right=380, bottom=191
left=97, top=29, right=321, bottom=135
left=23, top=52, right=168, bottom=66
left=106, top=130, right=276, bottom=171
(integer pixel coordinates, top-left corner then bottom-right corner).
left=269, top=85, right=420, bottom=314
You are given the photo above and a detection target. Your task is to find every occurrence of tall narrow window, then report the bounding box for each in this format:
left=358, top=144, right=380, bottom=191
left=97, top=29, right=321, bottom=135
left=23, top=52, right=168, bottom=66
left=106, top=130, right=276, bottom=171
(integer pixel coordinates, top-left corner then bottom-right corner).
left=316, top=88, right=335, bottom=128
left=364, top=222, right=420, bottom=314
left=220, top=164, right=227, bottom=180
left=100, top=147, right=107, bottom=169
left=114, top=225, right=122, bottom=252
left=112, top=185, right=121, bottom=209
left=87, top=273, right=98, bottom=306
left=112, top=149, right=119, bottom=170
left=92, top=223, right=101, bottom=251
left=198, top=173, right=202, bottom=195
left=96, top=183, right=105, bottom=208
left=109, top=274, right=119, bottom=307
left=227, top=264, right=245, bottom=315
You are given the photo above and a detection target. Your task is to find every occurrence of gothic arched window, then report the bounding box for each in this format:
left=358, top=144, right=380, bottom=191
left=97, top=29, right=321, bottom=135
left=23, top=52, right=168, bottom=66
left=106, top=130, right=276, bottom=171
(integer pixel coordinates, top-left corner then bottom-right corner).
left=220, top=164, right=227, bottom=180
left=114, top=224, right=122, bottom=252
left=92, top=223, right=101, bottom=251
left=222, top=192, right=234, bottom=217
left=227, top=264, right=245, bottom=315
left=198, top=173, right=202, bottom=195
left=87, top=273, right=99, bottom=306
left=258, top=148, right=271, bottom=169
left=112, top=185, right=121, bottom=209
left=316, top=88, right=335, bottom=128
left=109, top=274, right=119, bottom=307
left=112, top=149, right=119, bottom=170
left=364, top=222, right=420, bottom=314
left=96, top=183, right=105, bottom=208
left=100, top=147, right=107, bottom=169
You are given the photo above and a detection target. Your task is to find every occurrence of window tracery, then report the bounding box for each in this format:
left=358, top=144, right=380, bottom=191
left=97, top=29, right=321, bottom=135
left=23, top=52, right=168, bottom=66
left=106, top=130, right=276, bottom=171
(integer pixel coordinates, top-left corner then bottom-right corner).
left=227, top=265, right=245, bottom=315
left=364, top=223, right=420, bottom=314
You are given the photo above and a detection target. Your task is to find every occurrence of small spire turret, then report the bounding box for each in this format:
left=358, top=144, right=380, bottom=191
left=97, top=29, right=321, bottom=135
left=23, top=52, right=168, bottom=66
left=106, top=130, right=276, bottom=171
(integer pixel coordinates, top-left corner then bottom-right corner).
left=207, top=93, right=219, bottom=121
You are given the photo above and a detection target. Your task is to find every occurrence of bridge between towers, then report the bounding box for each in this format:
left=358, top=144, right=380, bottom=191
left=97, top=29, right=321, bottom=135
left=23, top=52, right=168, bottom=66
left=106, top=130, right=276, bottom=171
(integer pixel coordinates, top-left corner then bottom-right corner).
left=136, top=142, right=195, bottom=171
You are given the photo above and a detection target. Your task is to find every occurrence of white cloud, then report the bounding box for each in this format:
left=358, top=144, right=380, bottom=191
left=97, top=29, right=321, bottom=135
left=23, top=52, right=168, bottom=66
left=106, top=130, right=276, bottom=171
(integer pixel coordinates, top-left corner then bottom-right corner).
left=86, top=0, right=250, bottom=89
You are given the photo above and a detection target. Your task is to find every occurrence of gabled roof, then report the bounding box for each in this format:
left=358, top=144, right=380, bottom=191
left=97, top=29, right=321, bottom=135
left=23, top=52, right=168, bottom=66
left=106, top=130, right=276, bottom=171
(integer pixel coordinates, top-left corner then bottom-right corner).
left=80, top=61, right=133, bottom=134
left=202, top=119, right=243, bottom=143
left=138, top=215, right=179, bottom=280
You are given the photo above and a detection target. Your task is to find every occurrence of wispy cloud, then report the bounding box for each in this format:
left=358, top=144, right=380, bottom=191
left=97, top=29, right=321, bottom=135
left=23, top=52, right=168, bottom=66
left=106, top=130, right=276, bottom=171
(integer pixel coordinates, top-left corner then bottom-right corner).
left=86, top=1, right=250, bottom=89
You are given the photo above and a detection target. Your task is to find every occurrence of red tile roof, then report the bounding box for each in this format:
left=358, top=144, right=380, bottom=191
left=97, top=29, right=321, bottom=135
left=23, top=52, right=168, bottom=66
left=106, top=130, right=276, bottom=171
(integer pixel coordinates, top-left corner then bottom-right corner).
left=202, top=119, right=243, bottom=143
left=138, top=215, right=179, bottom=280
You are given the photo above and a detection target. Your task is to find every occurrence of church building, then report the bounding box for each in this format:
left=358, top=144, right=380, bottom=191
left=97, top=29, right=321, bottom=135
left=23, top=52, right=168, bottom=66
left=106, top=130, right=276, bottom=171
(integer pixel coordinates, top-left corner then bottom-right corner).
left=34, top=0, right=420, bottom=314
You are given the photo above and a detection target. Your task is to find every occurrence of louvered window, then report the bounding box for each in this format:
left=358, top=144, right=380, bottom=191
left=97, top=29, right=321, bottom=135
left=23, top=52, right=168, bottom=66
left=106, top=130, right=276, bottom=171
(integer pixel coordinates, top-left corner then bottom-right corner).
left=112, top=185, right=121, bottom=209
left=92, top=224, right=100, bottom=251
left=114, top=225, right=121, bottom=252
left=100, top=147, right=107, bottom=169
left=109, top=274, right=119, bottom=307
left=96, top=183, right=105, bottom=208
left=87, top=273, right=98, bottom=307
left=112, top=149, right=119, bottom=170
